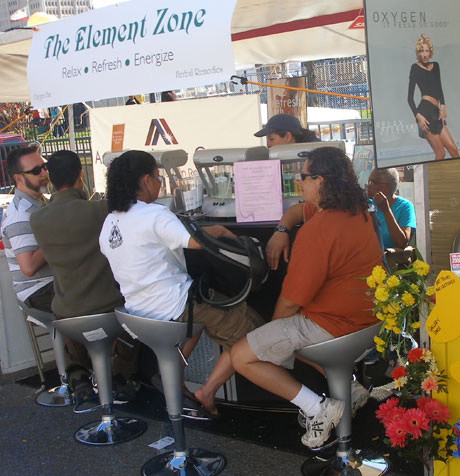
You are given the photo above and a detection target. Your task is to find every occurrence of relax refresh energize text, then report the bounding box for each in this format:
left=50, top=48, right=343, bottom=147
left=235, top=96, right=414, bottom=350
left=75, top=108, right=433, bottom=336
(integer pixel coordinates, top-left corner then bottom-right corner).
left=44, top=7, right=206, bottom=60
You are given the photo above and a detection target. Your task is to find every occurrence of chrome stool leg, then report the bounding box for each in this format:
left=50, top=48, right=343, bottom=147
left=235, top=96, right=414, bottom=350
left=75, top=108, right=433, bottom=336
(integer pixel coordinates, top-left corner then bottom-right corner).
left=297, top=324, right=388, bottom=476
left=36, top=329, right=73, bottom=407
left=115, top=308, right=226, bottom=476
left=52, top=313, right=147, bottom=445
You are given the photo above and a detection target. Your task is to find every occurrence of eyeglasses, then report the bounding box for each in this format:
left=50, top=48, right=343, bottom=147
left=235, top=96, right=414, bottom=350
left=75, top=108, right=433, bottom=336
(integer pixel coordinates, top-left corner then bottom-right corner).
left=18, top=163, right=47, bottom=176
left=367, top=179, right=389, bottom=186
left=295, top=173, right=320, bottom=181
left=150, top=173, right=162, bottom=184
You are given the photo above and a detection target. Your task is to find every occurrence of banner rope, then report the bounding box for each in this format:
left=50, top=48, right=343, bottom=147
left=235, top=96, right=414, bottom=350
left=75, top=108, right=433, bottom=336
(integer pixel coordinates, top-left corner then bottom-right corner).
left=230, top=75, right=370, bottom=102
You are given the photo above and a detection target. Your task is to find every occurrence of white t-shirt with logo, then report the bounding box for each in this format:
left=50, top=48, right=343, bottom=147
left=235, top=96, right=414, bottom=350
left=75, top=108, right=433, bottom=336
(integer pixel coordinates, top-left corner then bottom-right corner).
left=99, top=201, right=192, bottom=320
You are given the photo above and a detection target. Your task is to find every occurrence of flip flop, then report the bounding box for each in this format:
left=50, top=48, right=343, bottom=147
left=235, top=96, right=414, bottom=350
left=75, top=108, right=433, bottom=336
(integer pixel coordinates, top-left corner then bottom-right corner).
left=182, top=394, right=220, bottom=420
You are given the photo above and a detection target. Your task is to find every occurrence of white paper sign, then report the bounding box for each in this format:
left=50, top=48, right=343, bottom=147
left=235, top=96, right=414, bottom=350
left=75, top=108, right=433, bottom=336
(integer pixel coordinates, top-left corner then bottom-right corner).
left=83, top=327, right=109, bottom=342
left=450, top=253, right=460, bottom=278
left=234, top=160, right=283, bottom=223
left=27, top=0, right=236, bottom=108
left=149, top=436, right=175, bottom=449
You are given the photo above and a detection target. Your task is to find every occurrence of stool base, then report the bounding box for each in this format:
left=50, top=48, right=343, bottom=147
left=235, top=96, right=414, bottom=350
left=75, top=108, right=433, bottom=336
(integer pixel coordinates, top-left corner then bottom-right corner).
left=142, top=448, right=226, bottom=476
left=35, top=384, right=74, bottom=407
left=75, top=416, right=146, bottom=446
left=301, top=449, right=388, bottom=476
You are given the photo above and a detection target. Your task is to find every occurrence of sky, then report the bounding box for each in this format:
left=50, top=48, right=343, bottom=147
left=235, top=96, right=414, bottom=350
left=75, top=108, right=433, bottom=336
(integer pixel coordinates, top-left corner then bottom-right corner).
left=92, top=0, right=129, bottom=9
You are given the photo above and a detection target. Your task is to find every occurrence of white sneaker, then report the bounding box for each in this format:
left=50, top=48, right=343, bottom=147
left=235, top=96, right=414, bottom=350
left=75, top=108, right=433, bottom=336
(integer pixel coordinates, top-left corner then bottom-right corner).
left=301, top=397, right=345, bottom=449
left=351, top=381, right=369, bottom=417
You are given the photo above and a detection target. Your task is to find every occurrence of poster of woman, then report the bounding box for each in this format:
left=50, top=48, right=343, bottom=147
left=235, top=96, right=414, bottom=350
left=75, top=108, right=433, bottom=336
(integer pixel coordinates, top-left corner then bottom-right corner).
left=364, top=0, right=460, bottom=168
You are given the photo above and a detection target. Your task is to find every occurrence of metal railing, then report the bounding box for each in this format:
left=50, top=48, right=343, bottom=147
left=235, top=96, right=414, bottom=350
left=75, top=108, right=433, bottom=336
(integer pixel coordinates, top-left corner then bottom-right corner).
left=307, top=118, right=373, bottom=145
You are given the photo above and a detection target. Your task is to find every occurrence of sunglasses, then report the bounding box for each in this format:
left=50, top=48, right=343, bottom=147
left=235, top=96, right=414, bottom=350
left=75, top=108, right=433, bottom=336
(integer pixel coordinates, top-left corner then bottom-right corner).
left=149, top=173, right=162, bottom=184
left=367, top=179, right=389, bottom=186
left=19, top=163, right=48, bottom=176
left=295, top=173, right=320, bottom=181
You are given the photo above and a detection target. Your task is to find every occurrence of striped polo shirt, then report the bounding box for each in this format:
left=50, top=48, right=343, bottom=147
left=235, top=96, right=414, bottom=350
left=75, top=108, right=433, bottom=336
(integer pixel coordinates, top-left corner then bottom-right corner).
left=1, top=189, right=53, bottom=301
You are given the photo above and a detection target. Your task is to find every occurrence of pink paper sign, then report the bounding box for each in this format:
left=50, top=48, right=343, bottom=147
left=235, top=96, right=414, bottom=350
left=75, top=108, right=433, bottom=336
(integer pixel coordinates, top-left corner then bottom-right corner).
left=234, top=160, right=283, bottom=223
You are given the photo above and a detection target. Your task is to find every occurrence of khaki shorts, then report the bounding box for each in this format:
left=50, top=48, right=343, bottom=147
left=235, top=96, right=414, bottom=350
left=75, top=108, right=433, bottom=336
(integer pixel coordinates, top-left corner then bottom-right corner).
left=177, top=298, right=264, bottom=352
left=247, top=313, right=334, bottom=369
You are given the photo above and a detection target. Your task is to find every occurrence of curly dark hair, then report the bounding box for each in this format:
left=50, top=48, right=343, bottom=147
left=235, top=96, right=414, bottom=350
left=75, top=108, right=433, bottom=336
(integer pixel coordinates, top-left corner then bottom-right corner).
left=305, top=146, right=368, bottom=217
left=274, top=128, right=320, bottom=143
left=106, top=150, right=157, bottom=212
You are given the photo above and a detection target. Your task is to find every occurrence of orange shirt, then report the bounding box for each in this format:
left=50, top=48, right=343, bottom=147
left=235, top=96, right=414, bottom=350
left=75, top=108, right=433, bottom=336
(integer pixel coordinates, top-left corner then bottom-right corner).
left=281, top=208, right=381, bottom=337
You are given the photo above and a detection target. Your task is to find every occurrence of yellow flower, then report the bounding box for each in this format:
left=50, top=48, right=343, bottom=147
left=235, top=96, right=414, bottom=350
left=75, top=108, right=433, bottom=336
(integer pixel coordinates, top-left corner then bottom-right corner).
left=375, top=286, right=389, bottom=302
left=394, top=376, right=408, bottom=389
left=376, top=345, right=385, bottom=353
left=421, top=348, right=432, bottom=362
left=374, top=335, right=385, bottom=346
left=410, top=321, right=421, bottom=329
left=413, top=259, right=430, bottom=277
left=385, top=303, right=400, bottom=315
left=426, top=286, right=435, bottom=296
left=428, top=370, right=439, bottom=379
left=385, top=317, right=396, bottom=327
left=371, top=265, right=387, bottom=284
left=385, top=320, right=396, bottom=331
left=386, top=275, right=400, bottom=288
left=376, top=312, right=385, bottom=321
left=401, top=291, right=415, bottom=307
left=392, top=327, right=401, bottom=334
left=366, top=275, right=377, bottom=288
left=410, top=283, right=420, bottom=293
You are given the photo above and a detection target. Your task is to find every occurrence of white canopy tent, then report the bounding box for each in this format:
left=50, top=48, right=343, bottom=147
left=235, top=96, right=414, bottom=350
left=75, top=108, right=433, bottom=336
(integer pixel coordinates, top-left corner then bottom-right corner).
left=0, top=0, right=364, bottom=103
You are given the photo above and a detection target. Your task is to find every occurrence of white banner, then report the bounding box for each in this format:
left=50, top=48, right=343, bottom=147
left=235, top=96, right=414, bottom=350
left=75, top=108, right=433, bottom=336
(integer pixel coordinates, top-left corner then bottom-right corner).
left=27, top=0, right=236, bottom=109
left=90, top=94, right=262, bottom=192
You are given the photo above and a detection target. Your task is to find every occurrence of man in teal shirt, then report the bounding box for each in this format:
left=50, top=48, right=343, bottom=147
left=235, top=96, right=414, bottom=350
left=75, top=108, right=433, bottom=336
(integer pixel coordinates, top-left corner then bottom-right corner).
left=367, top=168, right=416, bottom=249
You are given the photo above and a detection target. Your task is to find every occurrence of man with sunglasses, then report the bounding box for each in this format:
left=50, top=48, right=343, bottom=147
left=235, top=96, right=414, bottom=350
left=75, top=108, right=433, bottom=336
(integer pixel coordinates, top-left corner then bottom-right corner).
left=1, top=145, right=54, bottom=312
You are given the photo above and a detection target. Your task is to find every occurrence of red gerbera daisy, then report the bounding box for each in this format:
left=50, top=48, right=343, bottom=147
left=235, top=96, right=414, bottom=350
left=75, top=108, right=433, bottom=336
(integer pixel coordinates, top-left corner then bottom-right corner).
left=408, top=348, right=423, bottom=363
left=392, top=366, right=407, bottom=380
left=386, top=419, right=408, bottom=447
left=417, top=398, right=450, bottom=423
left=403, top=408, right=430, bottom=439
left=376, top=397, right=400, bottom=423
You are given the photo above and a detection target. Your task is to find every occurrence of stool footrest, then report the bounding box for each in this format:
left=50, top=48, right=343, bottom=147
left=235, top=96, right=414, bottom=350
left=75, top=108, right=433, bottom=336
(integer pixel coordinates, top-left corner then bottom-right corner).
left=141, top=447, right=226, bottom=476
left=75, top=417, right=147, bottom=446
left=35, top=384, right=74, bottom=407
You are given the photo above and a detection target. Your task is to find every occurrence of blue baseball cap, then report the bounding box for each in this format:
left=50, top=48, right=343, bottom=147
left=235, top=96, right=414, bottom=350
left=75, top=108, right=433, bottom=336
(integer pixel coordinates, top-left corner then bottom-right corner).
left=254, top=114, right=301, bottom=137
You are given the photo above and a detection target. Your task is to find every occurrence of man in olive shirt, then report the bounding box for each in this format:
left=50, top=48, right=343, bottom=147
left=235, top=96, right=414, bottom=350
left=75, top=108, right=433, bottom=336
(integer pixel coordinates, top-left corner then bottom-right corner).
left=30, top=150, right=139, bottom=401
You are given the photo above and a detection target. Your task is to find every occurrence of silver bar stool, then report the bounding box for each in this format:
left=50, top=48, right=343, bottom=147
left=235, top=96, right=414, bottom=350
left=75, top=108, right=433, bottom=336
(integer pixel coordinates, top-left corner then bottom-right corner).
left=17, top=299, right=73, bottom=407
left=115, top=307, right=226, bottom=476
left=51, top=312, right=147, bottom=445
left=296, top=323, right=388, bottom=476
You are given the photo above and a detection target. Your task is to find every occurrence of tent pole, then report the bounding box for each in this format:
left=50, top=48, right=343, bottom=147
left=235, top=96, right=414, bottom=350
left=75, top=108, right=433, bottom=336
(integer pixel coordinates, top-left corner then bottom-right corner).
left=68, top=105, right=76, bottom=153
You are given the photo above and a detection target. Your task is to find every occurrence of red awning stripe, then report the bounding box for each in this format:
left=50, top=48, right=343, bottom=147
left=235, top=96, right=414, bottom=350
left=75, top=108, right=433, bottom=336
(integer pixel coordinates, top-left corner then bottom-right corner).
left=231, top=9, right=361, bottom=42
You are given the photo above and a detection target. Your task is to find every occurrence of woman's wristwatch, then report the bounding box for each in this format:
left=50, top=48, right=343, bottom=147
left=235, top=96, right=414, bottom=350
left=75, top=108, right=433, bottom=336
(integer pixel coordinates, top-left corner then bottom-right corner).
left=275, top=225, right=289, bottom=233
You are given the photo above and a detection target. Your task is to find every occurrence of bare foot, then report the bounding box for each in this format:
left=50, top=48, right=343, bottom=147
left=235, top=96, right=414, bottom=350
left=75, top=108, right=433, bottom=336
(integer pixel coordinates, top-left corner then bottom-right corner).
left=194, top=387, right=218, bottom=416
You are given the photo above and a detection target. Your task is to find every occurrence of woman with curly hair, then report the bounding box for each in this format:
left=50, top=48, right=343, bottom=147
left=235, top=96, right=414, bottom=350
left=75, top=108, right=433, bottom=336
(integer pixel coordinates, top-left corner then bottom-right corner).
left=99, top=150, right=263, bottom=417
left=231, top=146, right=382, bottom=449
left=408, top=34, right=458, bottom=160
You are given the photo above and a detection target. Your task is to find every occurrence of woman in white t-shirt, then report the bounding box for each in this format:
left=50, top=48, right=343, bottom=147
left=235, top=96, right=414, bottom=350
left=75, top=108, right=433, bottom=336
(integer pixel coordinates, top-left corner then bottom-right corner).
left=99, top=150, right=263, bottom=417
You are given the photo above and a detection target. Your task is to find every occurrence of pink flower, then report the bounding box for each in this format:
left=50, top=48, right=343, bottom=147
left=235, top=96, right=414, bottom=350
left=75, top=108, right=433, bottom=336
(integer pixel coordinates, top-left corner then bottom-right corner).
left=403, top=408, right=430, bottom=439
left=376, top=398, right=399, bottom=423
left=408, top=348, right=423, bottom=363
left=421, top=377, right=439, bottom=393
left=386, top=419, right=408, bottom=447
left=417, top=398, right=450, bottom=423
left=392, top=366, right=407, bottom=380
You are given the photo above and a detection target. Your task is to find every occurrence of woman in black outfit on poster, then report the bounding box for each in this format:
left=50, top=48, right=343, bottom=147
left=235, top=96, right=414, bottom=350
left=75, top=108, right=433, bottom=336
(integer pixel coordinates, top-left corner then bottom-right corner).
left=408, top=34, right=459, bottom=160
